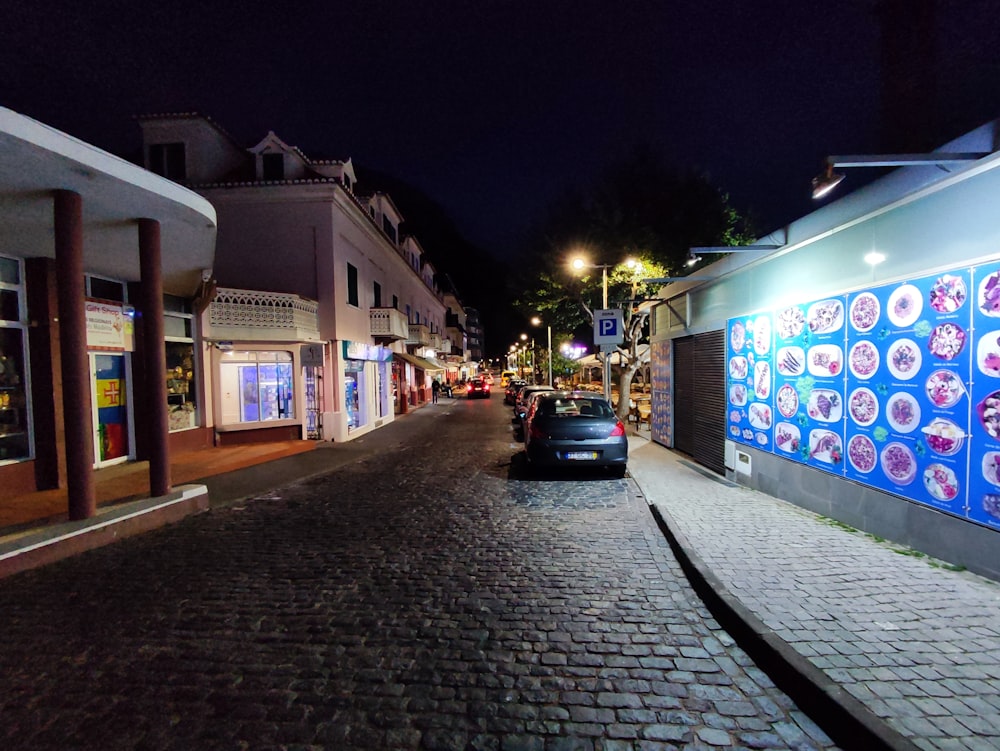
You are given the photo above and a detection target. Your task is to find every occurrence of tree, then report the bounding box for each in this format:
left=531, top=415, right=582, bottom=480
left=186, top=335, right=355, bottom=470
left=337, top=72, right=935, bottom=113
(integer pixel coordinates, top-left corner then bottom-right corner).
left=515, top=146, right=754, bottom=419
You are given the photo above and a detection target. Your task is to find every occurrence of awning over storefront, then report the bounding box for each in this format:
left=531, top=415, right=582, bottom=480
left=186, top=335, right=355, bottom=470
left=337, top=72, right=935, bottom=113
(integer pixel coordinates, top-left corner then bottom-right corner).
left=392, top=352, right=445, bottom=372
left=422, top=356, right=449, bottom=371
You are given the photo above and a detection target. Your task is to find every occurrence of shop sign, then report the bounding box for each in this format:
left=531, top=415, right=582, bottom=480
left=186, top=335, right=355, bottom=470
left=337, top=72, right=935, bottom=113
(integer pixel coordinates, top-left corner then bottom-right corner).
left=86, top=300, right=132, bottom=351
left=300, top=343, right=324, bottom=366
left=726, top=262, right=1000, bottom=532
left=343, top=340, right=392, bottom=361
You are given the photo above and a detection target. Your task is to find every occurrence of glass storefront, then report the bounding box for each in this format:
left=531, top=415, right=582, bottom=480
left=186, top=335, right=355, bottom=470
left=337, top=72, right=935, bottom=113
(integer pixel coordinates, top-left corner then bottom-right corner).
left=0, top=256, right=29, bottom=463
left=166, top=342, right=197, bottom=431
left=345, top=360, right=364, bottom=430
left=165, top=297, right=198, bottom=432
left=219, top=351, right=295, bottom=425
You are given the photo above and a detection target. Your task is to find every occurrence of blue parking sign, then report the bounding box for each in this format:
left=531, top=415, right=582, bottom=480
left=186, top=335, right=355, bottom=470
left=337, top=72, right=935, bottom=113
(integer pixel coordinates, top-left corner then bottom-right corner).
left=594, top=309, right=624, bottom=344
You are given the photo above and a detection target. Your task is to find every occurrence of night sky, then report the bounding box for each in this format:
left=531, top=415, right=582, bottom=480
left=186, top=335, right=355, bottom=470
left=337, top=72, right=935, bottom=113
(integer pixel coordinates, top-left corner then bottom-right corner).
left=2, top=1, right=997, bottom=261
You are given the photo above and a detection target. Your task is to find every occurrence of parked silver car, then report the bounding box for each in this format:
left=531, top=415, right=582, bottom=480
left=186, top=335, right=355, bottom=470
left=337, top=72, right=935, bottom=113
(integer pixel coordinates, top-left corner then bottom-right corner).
left=523, top=392, right=627, bottom=477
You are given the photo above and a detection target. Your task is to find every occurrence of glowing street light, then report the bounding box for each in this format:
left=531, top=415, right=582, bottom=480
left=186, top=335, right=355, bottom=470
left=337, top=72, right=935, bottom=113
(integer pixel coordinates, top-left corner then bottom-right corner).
left=531, top=316, right=552, bottom=386
left=570, top=256, right=640, bottom=400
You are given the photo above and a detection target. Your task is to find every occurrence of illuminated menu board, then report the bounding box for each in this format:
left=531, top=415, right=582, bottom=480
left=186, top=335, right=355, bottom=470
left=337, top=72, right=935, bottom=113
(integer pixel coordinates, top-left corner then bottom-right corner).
left=726, top=262, right=1000, bottom=531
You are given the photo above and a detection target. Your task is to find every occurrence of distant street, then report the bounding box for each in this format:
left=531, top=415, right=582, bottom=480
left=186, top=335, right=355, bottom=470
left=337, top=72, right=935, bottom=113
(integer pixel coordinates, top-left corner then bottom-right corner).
left=0, top=395, right=836, bottom=750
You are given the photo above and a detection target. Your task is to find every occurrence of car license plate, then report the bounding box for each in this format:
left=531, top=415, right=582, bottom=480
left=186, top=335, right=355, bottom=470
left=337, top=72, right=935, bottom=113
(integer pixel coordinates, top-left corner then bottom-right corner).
left=564, top=451, right=598, bottom=460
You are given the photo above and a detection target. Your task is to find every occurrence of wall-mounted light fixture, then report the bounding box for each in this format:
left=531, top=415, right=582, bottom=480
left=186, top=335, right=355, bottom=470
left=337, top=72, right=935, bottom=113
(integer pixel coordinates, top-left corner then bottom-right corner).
left=811, top=152, right=989, bottom=200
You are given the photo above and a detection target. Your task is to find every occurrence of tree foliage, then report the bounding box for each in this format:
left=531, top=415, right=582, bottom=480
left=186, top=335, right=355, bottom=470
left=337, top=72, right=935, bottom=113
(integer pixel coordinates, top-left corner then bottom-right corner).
left=514, top=145, right=755, bottom=417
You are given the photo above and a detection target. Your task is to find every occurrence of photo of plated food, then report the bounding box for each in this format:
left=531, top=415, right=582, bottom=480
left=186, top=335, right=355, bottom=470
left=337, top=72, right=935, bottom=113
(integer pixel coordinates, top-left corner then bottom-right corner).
left=849, top=340, right=880, bottom=379
left=887, top=338, right=922, bottom=380
left=849, top=292, right=880, bottom=332
left=982, top=452, right=1000, bottom=486
left=928, top=322, right=967, bottom=360
left=978, top=270, right=1000, bottom=317
left=887, top=284, right=923, bottom=328
left=754, top=360, right=770, bottom=400
left=729, top=355, right=749, bottom=379
left=808, top=430, right=842, bottom=464
left=775, top=422, right=800, bottom=453
left=807, top=344, right=842, bottom=377
left=806, top=299, right=844, bottom=334
left=730, top=320, right=746, bottom=351
left=921, top=418, right=965, bottom=456
left=976, top=390, right=1000, bottom=439
left=775, top=305, right=806, bottom=339
left=847, top=434, right=877, bottom=473
left=928, top=274, right=967, bottom=313
left=848, top=387, right=879, bottom=426
left=923, top=463, right=960, bottom=502
left=976, top=331, right=1000, bottom=376
left=753, top=315, right=771, bottom=355
left=924, top=369, right=964, bottom=408
left=887, top=392, right=921, bottom=434
left=807, top=388, right=842, bottom=422
left=748, top=403, right=772, bottom=430
left=776, top=346, right=805, bottom=376
left=776, top=384, right=799, bottom=418
left=729, top=383, right=748, bottom=406
left=881, top=442, right=917, bottom=485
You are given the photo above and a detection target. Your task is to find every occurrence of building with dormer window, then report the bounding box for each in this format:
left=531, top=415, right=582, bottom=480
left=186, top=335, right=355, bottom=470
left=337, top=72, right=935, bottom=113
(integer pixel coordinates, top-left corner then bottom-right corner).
left=137, top=113, right=452, bottom=442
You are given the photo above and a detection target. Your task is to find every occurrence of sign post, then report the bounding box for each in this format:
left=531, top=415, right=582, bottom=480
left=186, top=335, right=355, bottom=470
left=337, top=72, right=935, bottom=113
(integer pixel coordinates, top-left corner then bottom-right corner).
left=593, top=309, right=624, bottom=401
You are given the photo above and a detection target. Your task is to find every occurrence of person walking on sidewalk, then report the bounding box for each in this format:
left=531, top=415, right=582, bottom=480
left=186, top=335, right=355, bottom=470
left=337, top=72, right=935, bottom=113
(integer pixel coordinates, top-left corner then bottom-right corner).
left=431, top=379, right=440, bottom=404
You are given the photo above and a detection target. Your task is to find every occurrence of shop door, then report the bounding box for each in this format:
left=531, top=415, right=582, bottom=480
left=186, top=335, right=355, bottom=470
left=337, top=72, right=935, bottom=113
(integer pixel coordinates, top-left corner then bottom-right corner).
left=304, top=366, right=324, bottom=439
left=91, top=353, right=132, bottom=468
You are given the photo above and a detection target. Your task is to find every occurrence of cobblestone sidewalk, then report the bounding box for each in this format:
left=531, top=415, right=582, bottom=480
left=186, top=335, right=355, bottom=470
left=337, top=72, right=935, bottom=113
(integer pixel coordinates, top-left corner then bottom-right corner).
left=628, top=438, right=1000, bottom=751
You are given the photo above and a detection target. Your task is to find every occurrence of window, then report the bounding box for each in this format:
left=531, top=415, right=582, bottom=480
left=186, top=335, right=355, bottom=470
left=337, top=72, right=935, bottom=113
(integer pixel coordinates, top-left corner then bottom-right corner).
left=0, top=256, right=29, bottom=463
left=392, top=294, right=398, bottom=309
left=86, top=275, right=126, bottom=303
left=164, top=295, right=197, bottom=432
left=218, top=351, right=295, bottom=425
left=382, top=215, right=397, bottom=243
left=373, top=281, right=382, bottom=308
left=149, top=143, right=186, bottom=181
left=347, top=263, right=359, bottom=307
left=262, top=153, right=284, bottom=181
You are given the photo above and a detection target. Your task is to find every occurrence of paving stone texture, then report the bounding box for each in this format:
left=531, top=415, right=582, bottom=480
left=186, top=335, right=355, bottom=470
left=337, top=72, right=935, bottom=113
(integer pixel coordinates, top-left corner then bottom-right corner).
left=628, top=443, right=1000, bottom=751
left=0, top=397, right=837, bottom=750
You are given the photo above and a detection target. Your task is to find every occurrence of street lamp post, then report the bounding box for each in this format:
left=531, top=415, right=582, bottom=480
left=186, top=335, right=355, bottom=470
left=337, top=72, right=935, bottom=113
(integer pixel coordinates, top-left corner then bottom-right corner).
left=571, top=257, right=620, bottom=401
left=531, top=316, right=553, bottom=386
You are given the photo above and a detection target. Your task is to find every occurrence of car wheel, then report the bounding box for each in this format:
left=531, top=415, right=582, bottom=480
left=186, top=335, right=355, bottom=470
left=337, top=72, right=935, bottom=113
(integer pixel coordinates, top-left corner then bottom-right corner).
left=610, top=465, right=627, bottom=479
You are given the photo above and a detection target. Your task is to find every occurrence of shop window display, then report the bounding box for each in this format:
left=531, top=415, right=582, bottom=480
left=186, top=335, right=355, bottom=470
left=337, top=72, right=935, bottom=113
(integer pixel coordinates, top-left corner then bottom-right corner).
left=166, top=341, right=197, bottom=431
left=219, top=351, right=295, bottom=425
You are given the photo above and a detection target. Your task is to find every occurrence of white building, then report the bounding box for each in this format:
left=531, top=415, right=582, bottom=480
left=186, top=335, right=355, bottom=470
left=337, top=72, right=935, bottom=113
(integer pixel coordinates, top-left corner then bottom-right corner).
left=137, top=113, right=450, bottom=443
left=648, top=119, right=1000, bottom=580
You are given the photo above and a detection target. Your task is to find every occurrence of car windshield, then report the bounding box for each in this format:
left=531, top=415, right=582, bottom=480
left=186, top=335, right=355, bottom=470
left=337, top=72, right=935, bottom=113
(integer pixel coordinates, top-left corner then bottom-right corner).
left=537, top=396, right=614, bottom=418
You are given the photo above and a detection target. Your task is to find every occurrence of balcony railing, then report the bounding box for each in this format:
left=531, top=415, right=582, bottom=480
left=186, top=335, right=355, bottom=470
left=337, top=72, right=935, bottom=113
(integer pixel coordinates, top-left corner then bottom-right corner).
left=207, top=287, right=320, bottom=341
left=370, top=307, right=409, bottom=340
left=407, top=323, right=431, bottom=346
left=429, top=332, right=442, bottom=350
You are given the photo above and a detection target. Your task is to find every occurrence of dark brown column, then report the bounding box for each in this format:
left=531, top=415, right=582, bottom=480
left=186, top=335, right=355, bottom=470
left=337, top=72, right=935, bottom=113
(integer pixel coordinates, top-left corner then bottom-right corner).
left=138, top=218, right=171, bottom=497
left=54, top=190, right=96, bottom=520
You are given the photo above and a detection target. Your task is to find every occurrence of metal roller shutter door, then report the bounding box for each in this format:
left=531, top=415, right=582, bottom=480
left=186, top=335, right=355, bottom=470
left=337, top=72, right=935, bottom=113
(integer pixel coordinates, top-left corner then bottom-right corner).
left=692, top=330, right=726, bottom=475
left=673, top=337, right=695, bottom=456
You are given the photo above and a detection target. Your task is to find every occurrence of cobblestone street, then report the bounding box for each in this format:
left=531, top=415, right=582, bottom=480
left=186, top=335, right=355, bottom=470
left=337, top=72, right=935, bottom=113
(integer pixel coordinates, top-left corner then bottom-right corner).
left=0, top=398, right=837, bottom=750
